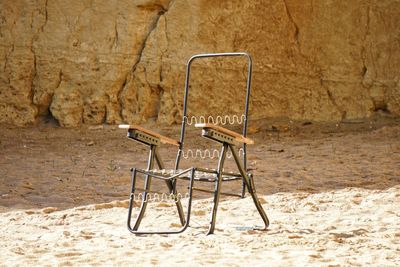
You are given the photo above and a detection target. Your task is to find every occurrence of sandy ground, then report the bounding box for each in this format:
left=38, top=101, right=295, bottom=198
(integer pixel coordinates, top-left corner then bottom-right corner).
left=1, top=115, right=400, bottom=266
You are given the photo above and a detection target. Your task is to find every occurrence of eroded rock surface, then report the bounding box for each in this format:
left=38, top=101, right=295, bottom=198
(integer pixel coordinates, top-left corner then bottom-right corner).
left=0, top=0, right=399, bottom=126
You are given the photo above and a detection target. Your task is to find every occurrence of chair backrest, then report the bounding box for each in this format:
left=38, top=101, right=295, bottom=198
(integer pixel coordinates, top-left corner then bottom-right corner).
left=174, top=52, right=253, bottom=171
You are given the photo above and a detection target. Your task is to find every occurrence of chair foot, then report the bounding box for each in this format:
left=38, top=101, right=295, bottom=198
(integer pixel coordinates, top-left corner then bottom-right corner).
left=127, top=169, right=196, bottom=235
left=128, top=220, right=191, bottom=235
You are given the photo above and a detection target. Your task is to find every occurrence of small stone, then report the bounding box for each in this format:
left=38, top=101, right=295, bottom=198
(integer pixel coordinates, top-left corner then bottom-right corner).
left=42, top=207, right=58, bottom=214
left=63, top=231, right=71, bottom=236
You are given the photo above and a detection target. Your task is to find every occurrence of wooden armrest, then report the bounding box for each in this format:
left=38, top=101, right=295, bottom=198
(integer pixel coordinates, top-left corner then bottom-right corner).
left=119, top=124, right=180, bottom=146
left=194, top=123, right=254, bottom=144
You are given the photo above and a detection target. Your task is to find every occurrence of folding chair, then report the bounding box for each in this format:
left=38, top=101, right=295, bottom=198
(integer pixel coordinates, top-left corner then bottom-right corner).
left=119, top=52, right=269, bottom=235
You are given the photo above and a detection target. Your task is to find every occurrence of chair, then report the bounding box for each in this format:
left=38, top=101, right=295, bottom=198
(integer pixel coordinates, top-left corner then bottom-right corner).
left=119, top=52, right=269, bottom=234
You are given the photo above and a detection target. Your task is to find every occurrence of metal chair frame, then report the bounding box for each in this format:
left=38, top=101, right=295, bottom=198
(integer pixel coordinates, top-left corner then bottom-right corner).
left=121, top=52, right=269, bottom=235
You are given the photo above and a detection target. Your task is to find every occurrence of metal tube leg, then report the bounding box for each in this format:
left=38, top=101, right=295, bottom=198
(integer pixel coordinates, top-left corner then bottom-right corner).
left=127, top=168, right=137, bottom=230
left=131, top=145, right=156, bottom=231
left=181, top=168, right=196, bottom=232
left=207, top=143, right=228, bottom=235
left=170, top=179, right=186, bottom=226
left=229, top=144, right=269, bottom=230
left=241, top=181, right=246, bottom=198
left=154, top=149, right=186, bottom=226
left=249, top=174, right=255, bottom=192
left=126, top=168, right=195, bottom=234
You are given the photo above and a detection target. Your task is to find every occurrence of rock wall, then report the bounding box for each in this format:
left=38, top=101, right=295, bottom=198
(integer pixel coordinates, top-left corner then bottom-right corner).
left=0, top=0, right=399, bottom=126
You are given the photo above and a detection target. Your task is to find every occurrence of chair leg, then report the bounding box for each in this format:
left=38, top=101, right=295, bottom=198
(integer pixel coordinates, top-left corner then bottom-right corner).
left=127, top=168, right=196, bottom=235
left=166, top=179, right=186, bottom=226
left=155, top=148, right=186, bottom=226
left=241, top=180, right=246, bottom=198
left=207, top=143, right=228, bottom=235
left=127, top=168, right=138, bottom=230
left=129, top=144, right=156, bottom=231
left=229, top=144, right=270, bottom=230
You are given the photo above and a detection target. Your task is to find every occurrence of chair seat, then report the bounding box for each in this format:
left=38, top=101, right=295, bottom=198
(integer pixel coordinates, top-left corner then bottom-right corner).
left=141, top=168, right=245, bottom=182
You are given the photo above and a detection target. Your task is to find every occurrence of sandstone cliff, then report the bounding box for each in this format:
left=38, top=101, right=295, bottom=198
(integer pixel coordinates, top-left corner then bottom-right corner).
left=1, top=0, right=399, bottom=126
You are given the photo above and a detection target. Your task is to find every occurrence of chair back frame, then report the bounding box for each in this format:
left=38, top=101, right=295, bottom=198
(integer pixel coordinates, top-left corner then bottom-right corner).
left=175, top=52, right=253, bottom=170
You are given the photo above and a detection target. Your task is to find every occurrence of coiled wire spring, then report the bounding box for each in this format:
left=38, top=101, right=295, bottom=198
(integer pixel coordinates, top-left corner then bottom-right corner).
left=181, top=114, right=247, bottom=159
left=183, top=114, right=246, bottom=126
left=182, top=148, right=244, bottom=159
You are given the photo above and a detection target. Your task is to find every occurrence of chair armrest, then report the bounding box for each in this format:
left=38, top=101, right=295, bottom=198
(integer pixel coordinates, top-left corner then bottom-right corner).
left=194, top=123, right=254, bottom=145
left=119, top=124, right=180, bottom=146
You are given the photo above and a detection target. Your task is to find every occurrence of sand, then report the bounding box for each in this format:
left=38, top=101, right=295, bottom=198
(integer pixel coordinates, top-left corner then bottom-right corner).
left=1, top=116, right=400, bottom=266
